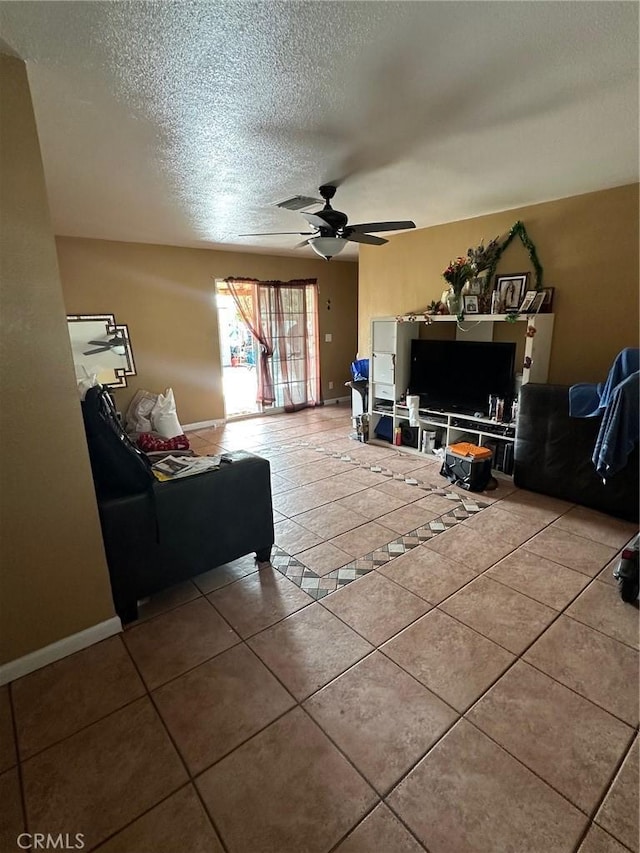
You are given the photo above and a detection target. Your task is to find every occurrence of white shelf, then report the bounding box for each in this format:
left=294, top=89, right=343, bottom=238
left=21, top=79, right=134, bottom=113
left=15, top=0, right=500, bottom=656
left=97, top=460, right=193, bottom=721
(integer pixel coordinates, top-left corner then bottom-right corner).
left=389, top=312, right=551, bottom=323
left=367, top=313, right=555, bottom=476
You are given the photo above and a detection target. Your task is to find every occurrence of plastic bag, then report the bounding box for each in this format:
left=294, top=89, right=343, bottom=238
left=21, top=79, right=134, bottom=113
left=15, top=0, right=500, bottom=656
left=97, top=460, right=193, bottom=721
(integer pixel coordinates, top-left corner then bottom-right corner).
left=124, top=389, right=158, bottom=434
left=77, top=366, right=99, bottom=401
left=350, top=359, right=369, bottom=381
left=151, top=388, right=184, bottom=438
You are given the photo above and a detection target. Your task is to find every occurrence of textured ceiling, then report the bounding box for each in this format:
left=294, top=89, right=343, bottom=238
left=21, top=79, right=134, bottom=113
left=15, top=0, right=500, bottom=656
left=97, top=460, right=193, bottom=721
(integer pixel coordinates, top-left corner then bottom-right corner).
left=1, top=1, right=638, bottom=261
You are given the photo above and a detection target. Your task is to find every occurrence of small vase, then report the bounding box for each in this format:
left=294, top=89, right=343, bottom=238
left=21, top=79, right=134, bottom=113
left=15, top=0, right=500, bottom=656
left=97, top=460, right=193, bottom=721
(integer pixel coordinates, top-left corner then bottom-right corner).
left=445, top=288, right=462, bottom=316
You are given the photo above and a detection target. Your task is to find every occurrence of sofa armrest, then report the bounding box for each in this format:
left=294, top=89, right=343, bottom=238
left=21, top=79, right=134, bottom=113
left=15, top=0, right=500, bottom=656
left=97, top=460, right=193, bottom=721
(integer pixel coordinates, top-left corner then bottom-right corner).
left=97, top=451, right=275, bottom=621
left=153, top=451, right=275, bottom=576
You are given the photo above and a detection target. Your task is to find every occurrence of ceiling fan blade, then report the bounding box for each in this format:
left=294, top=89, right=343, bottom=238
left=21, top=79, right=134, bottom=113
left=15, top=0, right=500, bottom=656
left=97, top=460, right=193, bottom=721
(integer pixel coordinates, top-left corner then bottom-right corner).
left=83, top=346, right=110, bottom=355
left=294, top=239, right=312, bottom=249
left=301, top=212, right=331, bottom=229
left=344, top=232, right=388, bottom=246
left=238, top=231, right=314, bottom=236
left=348, top=221, right=416, bottom=234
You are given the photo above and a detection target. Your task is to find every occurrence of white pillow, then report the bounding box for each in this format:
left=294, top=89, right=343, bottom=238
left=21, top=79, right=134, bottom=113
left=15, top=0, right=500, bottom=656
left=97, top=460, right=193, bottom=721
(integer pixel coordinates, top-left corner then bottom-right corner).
left=151, top=388, right=184, bottom=438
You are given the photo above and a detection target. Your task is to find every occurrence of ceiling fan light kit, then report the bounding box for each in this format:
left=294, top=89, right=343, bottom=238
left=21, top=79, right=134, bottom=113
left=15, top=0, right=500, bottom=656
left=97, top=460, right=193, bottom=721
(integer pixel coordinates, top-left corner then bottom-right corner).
left=241, top=185, right=416, bottom=260
left=309, top=236, right=348, bottom=260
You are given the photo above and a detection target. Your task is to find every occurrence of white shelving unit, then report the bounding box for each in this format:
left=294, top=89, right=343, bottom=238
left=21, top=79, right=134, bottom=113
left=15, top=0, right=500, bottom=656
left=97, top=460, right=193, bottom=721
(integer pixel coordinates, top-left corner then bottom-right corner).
left=368, top=312, right=555, bottom=473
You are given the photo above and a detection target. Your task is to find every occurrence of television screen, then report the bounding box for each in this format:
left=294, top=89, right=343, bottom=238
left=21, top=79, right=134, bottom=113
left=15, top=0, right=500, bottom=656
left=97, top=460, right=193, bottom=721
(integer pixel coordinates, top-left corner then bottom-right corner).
left=409, top=339, right=516, bottom=415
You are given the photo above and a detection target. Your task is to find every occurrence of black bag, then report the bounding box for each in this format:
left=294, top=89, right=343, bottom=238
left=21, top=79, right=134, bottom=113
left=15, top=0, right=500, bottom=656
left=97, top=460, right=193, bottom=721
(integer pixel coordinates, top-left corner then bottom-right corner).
left=82, top=385, right=154, bottom=499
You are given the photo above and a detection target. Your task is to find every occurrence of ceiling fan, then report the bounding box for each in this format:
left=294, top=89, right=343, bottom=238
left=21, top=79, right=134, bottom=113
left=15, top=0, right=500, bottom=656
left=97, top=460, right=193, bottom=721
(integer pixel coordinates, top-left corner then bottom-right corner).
left=239, top=185, right=416, bottom=259
left=83, top=334, right=128, bottom=356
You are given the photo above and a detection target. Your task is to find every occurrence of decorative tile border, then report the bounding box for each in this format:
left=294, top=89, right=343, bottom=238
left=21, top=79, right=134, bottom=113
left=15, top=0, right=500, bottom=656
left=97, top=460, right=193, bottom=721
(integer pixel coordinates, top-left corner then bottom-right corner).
left=270, top=505, right=483, bottom=601
left=267, top=438, right=491, bottom=599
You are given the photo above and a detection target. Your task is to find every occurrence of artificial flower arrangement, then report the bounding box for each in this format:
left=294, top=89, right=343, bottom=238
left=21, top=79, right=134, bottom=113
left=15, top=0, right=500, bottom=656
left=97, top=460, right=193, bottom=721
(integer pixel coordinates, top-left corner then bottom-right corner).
left=442, top=257, right=473, bottom=297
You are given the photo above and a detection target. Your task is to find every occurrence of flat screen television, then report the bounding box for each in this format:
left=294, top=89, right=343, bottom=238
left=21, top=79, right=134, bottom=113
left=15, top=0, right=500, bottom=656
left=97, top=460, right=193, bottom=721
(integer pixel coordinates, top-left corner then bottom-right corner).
left=409, top=339, right=516, bottom=415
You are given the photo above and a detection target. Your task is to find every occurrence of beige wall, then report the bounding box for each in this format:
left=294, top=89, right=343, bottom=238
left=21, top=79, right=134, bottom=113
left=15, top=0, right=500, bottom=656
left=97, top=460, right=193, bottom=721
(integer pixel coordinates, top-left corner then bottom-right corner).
left=359, top=184, right=639, bottom=385
left=0, top=56, right=114, bottom=665
left=56, top=238, right=358, bottom=424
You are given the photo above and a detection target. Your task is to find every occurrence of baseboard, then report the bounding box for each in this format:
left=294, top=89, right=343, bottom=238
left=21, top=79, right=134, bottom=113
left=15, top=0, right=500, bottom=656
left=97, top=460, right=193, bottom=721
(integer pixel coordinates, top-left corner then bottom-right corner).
left=184, top=401, right=350, bottom=430
left=0, top=616, right=122, bottom=686
left=182, top=417, right=226, bottom=431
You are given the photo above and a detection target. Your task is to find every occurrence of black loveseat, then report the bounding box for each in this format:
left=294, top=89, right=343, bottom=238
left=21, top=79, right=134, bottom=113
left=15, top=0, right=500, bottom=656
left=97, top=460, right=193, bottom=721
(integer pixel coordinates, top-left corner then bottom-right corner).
left=514, top=383, right=638, bottom=523
left=82, top=386, right=274, bottom=622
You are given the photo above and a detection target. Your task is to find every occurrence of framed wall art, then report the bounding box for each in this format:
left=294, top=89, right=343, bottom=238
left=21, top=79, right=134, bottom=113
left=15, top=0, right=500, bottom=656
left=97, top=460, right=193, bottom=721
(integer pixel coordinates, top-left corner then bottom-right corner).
left=67, top=313, right=137, bottom=388
left=495, top=273, right=529, bottom=312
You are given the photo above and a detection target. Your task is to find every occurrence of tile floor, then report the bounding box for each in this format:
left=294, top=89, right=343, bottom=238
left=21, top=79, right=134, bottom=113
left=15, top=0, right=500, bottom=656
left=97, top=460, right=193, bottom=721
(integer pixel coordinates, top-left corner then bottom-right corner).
left=1, top=405, right=638, bottom=852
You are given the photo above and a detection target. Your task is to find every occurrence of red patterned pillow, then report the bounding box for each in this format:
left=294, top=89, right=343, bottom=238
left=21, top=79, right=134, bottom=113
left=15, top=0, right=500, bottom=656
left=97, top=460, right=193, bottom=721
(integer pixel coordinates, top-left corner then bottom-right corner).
left=137, top=433, right=190, bottom=452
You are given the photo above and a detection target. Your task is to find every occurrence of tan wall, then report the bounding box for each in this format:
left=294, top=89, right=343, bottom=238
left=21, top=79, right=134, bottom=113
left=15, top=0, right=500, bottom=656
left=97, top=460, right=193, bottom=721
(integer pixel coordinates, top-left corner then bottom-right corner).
left=56, top=238, right=359, bottom=424
left=0, top=56, right=114, bottom=665
left=359, top=184, right=639, bottom=385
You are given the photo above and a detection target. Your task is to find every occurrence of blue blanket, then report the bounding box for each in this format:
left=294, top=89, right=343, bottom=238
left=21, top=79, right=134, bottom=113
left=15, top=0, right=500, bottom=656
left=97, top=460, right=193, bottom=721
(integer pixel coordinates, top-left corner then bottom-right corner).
left=569, top=348, right=640, bottom=478
left=592, top=370, right=639, bottom=478
left=569, top=348, right=639, bottom=417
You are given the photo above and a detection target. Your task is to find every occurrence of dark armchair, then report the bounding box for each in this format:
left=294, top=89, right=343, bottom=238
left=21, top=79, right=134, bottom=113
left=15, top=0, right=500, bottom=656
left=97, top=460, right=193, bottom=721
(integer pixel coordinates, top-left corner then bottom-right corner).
left=81, top=386, right=274, bottom=622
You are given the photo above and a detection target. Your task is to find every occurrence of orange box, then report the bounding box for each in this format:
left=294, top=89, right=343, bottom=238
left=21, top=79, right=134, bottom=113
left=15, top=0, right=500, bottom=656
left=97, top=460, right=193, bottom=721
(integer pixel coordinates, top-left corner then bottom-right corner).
left=447, top=442, right=493, bottom=460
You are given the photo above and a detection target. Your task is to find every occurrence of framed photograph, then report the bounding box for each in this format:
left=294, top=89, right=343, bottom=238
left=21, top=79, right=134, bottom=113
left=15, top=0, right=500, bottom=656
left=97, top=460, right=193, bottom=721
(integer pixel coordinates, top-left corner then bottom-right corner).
left=530, top=292, right=545, bottom=313
left=467, top=279, right=482, bottom=295
left=495, top=273, right=529, bottom=311
left=518, top=290, right=538, bottom=313
left=540, top=286, right=555, bottom=313
left=463, top=294, right=479, bottom=314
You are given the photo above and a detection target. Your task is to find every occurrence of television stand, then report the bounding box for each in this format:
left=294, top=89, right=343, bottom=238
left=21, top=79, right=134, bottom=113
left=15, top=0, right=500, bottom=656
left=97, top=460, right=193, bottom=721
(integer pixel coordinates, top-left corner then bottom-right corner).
left=378, top=405, right=516, bottom=475
left=367, top=312, right=554, bottom=477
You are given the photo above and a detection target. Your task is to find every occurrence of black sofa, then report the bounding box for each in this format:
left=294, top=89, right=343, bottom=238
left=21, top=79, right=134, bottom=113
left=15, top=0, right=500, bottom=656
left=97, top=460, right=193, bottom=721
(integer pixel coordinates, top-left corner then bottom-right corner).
left=82, top=386, right=274, bottom=622
left=514, top=383, right=638, bottom=523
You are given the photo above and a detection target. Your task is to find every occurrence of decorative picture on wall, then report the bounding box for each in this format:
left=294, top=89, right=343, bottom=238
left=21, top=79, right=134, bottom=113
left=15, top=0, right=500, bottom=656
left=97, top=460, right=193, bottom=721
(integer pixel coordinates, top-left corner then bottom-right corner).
left=495, top=273, right=529, bottom=311
left=67, top=313, right=137, bottom=388
left=463, top=294, right=479, bottom=314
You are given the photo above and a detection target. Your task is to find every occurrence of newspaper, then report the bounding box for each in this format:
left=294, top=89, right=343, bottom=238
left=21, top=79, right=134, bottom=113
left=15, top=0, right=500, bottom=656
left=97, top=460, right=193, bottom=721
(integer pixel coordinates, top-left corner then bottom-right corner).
left=152, top=455, right=221, bottom=480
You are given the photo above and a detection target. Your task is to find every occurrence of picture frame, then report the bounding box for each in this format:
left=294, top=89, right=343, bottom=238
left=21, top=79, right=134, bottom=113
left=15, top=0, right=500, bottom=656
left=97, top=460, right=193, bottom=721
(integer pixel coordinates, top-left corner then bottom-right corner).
left=540, top=286, right=555, bottom=313
left=467, top=279, right=482, bottom=296
left=67, top=313, right=137, bottom=388
left=495, top=273, right=529, bottom=312
left=463, top=294, right=479, bottom=314
left=530, top=292, right=545, bottom=313
left=518, top=290, right=539, bottom=314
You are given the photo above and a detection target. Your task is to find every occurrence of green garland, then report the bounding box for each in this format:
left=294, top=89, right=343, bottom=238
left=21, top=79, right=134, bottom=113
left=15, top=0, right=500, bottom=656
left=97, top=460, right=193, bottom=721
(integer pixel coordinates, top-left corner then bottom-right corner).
left=486, top=221, right=544, bottom=289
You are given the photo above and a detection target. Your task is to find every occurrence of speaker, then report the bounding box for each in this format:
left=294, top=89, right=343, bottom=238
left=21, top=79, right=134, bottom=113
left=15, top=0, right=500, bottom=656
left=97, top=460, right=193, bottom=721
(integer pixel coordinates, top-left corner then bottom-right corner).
left=401, top=425, right=420, bottom=448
